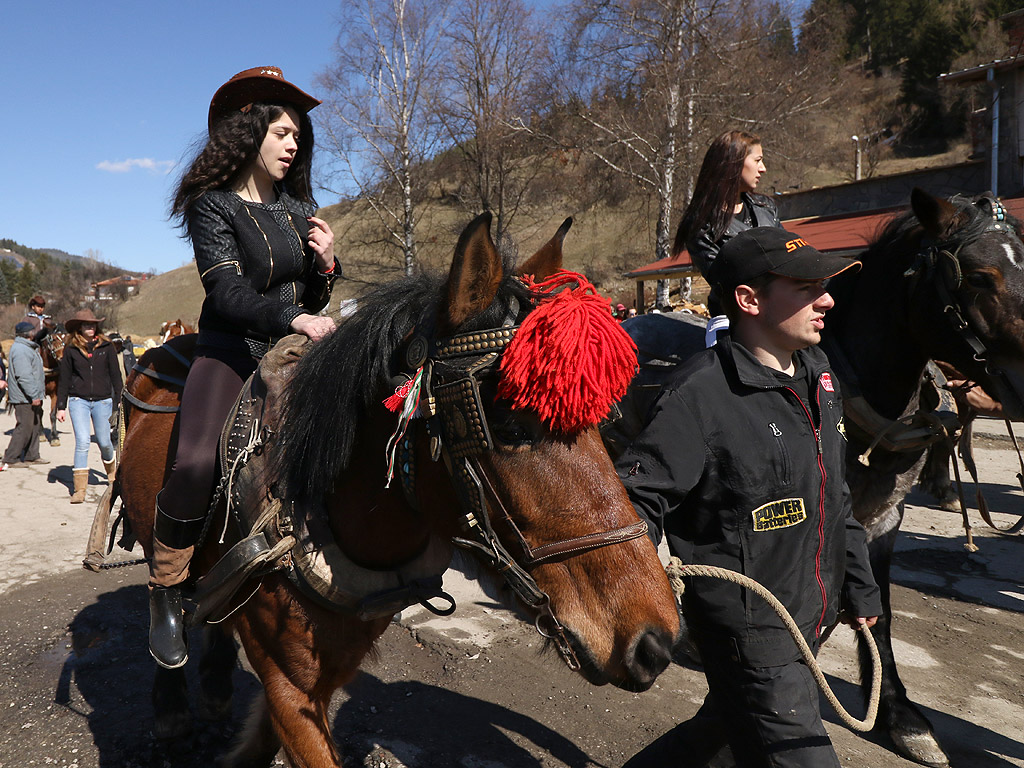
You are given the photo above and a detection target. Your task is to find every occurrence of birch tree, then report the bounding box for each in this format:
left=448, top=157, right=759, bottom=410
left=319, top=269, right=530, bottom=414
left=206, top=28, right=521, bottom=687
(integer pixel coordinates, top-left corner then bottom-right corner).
left=317, top=0, right=450, bottom=276
left=528, top=0, right=826, bottom=307
left=434, top=0, right=547, bottom=246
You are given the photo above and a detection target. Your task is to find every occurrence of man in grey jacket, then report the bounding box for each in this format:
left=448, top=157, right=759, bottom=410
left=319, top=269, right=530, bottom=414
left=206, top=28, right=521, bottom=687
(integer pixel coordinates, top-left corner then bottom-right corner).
left=3, top=321, right=48, bottom=468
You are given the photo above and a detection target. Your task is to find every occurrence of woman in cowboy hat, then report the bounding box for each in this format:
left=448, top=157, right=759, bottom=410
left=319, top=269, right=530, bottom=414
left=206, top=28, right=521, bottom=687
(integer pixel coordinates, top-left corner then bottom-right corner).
left=149, top=66, right=341, bottom=669
left=56, top=309, right=122, bottom=503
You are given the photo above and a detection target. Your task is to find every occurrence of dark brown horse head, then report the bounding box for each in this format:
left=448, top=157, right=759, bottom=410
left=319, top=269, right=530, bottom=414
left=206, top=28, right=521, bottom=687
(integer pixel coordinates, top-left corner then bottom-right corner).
left=908, top=189, right=1024, bottom=418
left=281, top=214, right=679, bottom=692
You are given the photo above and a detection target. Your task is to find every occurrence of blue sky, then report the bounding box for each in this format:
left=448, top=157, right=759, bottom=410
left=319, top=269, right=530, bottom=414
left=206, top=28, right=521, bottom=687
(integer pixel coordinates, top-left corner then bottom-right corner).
left=4, top=0, right=809, bottom=276
left=2, top=1, right=344, bottom=274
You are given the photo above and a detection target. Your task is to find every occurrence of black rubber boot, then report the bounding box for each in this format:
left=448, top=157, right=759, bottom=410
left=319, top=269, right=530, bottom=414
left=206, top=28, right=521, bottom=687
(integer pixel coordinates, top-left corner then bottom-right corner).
left=150, top=585, right=188, bottom=669
left=148, top=494, right=205, bottom=670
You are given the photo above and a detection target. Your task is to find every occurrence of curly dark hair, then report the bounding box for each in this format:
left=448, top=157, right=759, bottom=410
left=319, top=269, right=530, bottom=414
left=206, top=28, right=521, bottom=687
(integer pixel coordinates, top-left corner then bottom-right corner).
left=674, top=130, right=763, bottom=256
left=171, top=102, right=316, bottom=235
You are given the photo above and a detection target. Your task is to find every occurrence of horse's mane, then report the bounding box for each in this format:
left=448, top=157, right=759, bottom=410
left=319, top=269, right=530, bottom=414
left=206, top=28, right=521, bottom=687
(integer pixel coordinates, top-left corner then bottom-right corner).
left=278, top=255, right=530, bottom=501
left=827, top=193, right=1010, bottom=323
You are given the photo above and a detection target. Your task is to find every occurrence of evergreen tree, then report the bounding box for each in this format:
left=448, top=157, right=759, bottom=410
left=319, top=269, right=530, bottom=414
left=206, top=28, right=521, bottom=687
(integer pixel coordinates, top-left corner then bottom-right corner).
left=0, top=260, right=17, bottom=304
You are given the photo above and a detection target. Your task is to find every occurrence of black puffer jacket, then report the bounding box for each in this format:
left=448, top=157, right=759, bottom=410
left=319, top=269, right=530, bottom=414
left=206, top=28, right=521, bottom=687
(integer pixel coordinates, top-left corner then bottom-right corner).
left=616, top=337, right=881, bottom=667
left=189, top=189, right=340, bottom=359
left=687, top=193, right=780, bottom=278
left=57, top=341, right=123, bottom=409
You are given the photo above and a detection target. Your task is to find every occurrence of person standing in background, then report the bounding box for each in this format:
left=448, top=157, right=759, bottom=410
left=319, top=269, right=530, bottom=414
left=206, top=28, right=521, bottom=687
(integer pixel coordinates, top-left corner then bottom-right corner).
left=3, top=321, right=48, bottom=469
left=56, top=309, right=122, bottom=503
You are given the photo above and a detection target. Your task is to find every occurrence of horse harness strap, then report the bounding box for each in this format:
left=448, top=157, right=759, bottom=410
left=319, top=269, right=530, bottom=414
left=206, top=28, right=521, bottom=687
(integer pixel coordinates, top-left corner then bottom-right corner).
left=396, top=301, right=650, bottom=669
left=820, top=337, right=959, bottom=462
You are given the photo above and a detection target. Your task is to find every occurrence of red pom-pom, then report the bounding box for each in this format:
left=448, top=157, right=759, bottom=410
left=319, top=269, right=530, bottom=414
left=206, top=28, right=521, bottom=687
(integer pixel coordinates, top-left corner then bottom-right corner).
left=499, top=270, right=637, bottom=433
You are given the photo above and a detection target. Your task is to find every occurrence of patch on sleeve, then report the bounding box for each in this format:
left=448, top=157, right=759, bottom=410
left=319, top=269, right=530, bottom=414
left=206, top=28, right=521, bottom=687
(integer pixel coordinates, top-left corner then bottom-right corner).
left=751, top=497, right=807, bottom=531
left=820, top=372, right=835, bottom=392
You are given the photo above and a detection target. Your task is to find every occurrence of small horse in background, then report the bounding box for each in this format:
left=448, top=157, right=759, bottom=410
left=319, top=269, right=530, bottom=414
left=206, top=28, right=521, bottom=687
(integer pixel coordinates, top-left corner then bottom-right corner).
left=40, top=330, right=67, bottom=446
left=114, top=214, right=680, bottom=766
left=160, top=319, right=194, bottom=344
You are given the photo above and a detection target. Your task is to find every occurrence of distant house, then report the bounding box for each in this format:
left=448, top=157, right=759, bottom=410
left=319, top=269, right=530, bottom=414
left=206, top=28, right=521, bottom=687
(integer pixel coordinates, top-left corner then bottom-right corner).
left=90, top=275, right=148, bottom=301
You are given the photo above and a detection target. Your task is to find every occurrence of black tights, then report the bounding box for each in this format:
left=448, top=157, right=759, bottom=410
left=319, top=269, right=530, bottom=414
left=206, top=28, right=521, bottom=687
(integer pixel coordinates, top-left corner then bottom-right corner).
left=159, top=350, right=257, bottom=522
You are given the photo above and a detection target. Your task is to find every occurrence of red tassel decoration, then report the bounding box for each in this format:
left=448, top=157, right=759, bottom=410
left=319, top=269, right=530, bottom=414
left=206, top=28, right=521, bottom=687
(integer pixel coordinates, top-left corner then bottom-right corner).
left=383, top=378, right=414, bottom=412
left=499, top=270, right=637, bottom=434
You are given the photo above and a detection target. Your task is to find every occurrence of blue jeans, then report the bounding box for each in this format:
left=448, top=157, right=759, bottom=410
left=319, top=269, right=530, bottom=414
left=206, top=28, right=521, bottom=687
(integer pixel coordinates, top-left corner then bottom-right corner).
left=68, top=397, right=114, bottom=470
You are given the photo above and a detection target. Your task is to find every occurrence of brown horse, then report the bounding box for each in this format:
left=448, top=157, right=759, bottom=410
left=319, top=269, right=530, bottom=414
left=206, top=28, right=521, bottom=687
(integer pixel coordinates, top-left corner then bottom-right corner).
left=40, top=330, right=67, bottom=446
left=115, top=214, right=681, bottom=766
left=159, top=318, right=194, bottom=344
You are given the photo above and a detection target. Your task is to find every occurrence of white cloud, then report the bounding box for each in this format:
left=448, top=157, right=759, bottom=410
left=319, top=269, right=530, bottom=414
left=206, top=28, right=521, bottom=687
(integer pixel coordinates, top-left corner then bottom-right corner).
left=96, top=158, right=175, bottom=174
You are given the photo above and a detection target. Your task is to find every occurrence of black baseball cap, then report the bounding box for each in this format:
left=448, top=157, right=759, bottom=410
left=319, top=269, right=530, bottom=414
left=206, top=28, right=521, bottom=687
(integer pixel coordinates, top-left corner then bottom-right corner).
left=707, top=227, right=861, bottom=291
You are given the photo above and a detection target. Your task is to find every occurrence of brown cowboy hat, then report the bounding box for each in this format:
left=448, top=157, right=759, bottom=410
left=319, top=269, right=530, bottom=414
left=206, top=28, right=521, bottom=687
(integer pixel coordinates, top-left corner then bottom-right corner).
left=65, top=308, right=105, bottom=333
left=208, top=66, right=320, bottom=130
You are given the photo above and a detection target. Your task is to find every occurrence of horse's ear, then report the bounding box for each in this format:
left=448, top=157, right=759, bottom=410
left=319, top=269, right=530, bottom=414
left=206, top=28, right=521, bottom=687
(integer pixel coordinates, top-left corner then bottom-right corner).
left=439, top=212, right=502, bottom=335
left=912, top=188, right=958, bottom=237
left=519, top=217, right=572, bottom=280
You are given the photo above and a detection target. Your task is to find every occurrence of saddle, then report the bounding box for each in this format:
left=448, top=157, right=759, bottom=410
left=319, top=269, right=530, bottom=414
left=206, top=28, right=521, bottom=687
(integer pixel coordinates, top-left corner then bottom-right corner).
left=191, top=335, right=454, bottom=624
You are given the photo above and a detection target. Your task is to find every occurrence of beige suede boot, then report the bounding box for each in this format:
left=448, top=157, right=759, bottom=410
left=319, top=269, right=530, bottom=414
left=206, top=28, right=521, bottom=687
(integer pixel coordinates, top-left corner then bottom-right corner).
left=70, top=469, right=89, bottom=504
left=102, top=457, right=116, bottom=480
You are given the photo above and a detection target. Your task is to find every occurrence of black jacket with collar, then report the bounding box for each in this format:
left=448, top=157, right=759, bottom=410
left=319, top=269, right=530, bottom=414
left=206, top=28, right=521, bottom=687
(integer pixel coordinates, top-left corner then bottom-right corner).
left=189, top=189, right=340, bottom=359
left=687, top=193, right=780, bottom=278
left=57, top=341, right=123, bottom=409
left=616, top=337, right=881, bottom=667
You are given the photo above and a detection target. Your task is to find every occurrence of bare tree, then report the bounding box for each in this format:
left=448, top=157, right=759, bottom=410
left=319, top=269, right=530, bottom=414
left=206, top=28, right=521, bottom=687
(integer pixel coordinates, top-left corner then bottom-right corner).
left=317, top=0, right=451, bottom=276
left=434, top=0, right=548, bottom=246
left=522, top=0, right=830, bottom=307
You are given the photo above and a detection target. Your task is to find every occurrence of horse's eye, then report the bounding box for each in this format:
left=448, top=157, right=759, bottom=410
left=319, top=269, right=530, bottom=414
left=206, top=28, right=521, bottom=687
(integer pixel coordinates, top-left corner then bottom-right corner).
left=965, top=272, right=994, bottom=289
left=491, top=415, right=534, bottom=448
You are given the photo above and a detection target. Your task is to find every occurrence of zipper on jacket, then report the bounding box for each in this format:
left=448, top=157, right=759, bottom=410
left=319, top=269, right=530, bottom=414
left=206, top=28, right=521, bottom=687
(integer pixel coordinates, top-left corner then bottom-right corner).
left=781, top=384, right=829, bottom=639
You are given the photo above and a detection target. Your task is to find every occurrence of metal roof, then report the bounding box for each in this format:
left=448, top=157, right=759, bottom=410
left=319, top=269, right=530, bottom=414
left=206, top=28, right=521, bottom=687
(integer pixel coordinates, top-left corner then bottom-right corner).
left=624, top=195, right=1024, bottom=280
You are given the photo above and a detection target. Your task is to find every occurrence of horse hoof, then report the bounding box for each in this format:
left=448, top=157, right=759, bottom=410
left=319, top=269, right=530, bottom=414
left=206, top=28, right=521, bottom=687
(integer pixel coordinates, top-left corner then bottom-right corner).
left=890, top=730, right=950, bottom=768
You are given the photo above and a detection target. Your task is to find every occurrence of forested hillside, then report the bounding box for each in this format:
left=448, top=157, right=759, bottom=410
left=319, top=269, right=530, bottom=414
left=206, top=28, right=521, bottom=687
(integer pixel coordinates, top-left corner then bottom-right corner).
left=7, top=0, right=1019, bottom=332
left=315, top=0, right=1019, bottom=285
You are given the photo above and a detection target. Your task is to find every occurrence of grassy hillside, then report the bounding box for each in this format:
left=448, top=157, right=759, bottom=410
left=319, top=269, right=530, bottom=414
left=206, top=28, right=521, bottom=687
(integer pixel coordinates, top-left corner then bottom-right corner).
left=111, top=263, right=203, bottom=337
left=108, top=195, right=696, bottom=338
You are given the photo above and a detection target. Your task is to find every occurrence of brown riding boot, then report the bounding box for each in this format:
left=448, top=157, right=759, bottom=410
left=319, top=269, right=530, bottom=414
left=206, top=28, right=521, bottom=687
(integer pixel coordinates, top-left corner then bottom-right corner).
left=102, top=457, right=116, bottom=480
left=149, top=498, right=206, bottom=670
left=70, top=469, right=89, bottom=504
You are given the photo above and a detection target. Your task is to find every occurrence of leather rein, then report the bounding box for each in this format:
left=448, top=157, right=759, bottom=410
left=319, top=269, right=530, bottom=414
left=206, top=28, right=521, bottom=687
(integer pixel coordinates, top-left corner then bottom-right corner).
left=394, top=296, right=648, bottom=670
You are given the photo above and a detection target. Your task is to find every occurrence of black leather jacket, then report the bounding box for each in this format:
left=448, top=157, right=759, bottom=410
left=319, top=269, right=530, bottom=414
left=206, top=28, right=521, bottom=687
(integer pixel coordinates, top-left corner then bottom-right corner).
left=616, top=337, right=881, bottom=667
left=687, top=193, right=781, bottom=278
left=189, top=189, right=340, bottom=359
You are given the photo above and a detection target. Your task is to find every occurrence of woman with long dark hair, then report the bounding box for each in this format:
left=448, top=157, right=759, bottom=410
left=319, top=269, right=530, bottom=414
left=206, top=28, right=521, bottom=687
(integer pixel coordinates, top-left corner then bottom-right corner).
left=56, top=309, right=121, bottom=503
left=674, top=131, right=781, bottom=343
left=149, top=67, right=341, bottom=669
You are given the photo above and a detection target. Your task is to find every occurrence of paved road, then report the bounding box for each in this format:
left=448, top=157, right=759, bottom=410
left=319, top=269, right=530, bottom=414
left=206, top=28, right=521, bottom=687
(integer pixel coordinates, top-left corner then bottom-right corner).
left=0, top=409, right=1022, bottom=767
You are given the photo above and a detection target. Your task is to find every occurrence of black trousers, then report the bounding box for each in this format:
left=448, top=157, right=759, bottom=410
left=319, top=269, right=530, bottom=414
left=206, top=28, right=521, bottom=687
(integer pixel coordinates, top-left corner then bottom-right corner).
left=623, top=633, right=839, bottom=768
left=4, top=403, right=41, bottom=463
left=159, top=350, right=257, bottom=522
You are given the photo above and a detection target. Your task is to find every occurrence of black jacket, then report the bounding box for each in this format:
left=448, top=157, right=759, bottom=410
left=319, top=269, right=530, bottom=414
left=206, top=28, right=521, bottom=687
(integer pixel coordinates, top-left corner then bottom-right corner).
left=189, top=190, right=340, bottom=359
left=616, top=337, right=881, bottom=667
left=57, top=341, right=123, bottom=409
left=687, top=193, right=780, bottom=278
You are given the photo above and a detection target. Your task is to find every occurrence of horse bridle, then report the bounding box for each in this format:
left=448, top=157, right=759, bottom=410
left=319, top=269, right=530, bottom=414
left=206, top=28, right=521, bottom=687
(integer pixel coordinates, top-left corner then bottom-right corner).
left=905, top=197, right=1024, bottom=385
left=394, top=295, right=648, bottom=670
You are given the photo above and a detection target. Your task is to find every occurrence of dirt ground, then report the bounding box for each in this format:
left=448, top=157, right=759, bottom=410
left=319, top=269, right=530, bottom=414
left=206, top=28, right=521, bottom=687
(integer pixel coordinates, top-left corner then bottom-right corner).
left=0, top=409, right=1022, bottom=768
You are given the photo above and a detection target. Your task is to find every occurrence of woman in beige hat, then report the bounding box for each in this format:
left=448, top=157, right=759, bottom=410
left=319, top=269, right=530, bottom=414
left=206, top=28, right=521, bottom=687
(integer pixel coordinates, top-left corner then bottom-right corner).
left=149, top=67, right=342, bottom=669
left=56, top=309, right=121, bottom=503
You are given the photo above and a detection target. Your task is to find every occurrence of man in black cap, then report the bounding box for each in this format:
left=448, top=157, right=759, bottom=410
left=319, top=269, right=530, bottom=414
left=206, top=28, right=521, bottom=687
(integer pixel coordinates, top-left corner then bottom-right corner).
left=617, top=227, right=881, bottom=767
left=3, top=321, right=48, bottom=469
